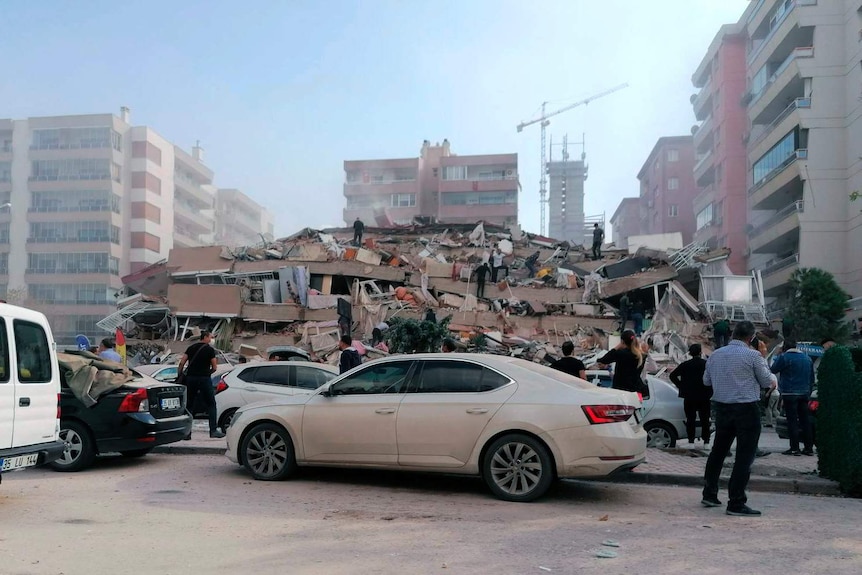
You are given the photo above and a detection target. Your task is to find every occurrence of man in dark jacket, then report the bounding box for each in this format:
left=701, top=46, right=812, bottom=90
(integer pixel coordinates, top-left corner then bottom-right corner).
left=618, top=292, right=631, bottom=332
left=474, top=262, right=490, bottom=298
left=353, top=217, right=365, bottom=246
left=338, top=335, right=362, bottom=374
left=770, top=339, right=815, bottom=456
left=591, top=223, right=605, bottom=260
left=552, top=341, right=586, bottom=379
left=669, top=344, right=712, bottom=444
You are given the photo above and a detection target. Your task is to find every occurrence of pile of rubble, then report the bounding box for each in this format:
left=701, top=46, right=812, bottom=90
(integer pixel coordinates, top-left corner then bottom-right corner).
left=105, top=220, right=770, bottom=373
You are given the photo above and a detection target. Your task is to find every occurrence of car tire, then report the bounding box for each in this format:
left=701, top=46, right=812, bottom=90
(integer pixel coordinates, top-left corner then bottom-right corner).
left=645, top=421, right=677, bottom=448
left=218, top=408, right=238, bottom=433
left=119, top=449, right=152, bottom=458
left=240, top=423, right=297, bottom=481
left=482, top=433, right=554, bottom=502
left=50, top=420, right=97, bottom=472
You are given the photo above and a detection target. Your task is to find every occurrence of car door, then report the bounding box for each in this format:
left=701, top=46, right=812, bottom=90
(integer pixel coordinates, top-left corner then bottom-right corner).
left=397, top=359, right=516, bottom=468
left=301, top=360, right=414, bottom=464
left=238, top=365, right=296, bottom=402
left=10, top=319, right=58, bottom=448
left=0, top=318, right=13, bottom=449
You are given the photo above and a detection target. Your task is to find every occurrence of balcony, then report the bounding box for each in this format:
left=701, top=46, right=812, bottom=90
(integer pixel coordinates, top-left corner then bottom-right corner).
left=749, top=0, right=816, bottom=71
left=749, top=201, right=803, bottom=253
left=691, top=80, right=713, bottom=121
left=694, top=149, right=715, bottom=186
left=343, top=180, right=418, bottom=197
left=749, top=150, right=805, bottom=210
left=692, top=184, right=715, bottom=215
left=693, top=115, right=714, bottom=151
left=175, top=205, right=213, bottom=233
left=749, top=97, right=810, bottom=155
left=749, top=46, right=813, bottom=114
left=761, top=253, right=799, bottom=296
left=174, top=174, right=215, bottom=207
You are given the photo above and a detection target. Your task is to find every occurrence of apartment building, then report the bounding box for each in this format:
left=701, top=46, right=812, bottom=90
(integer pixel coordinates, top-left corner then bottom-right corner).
left=0, top=109, right=217, bottom=343
left=215, top=188, right=274, bottom=248
left=690, top=23, right=750, bottom=274
left=738, top=0, right=862, bottom=305
left=547, top=158, right=588, bottom=244
left=343, top=140, right=518, bottom=228
left=610, top=197, right=641, bottom=250
left=636, top=136, right=699, bottom=244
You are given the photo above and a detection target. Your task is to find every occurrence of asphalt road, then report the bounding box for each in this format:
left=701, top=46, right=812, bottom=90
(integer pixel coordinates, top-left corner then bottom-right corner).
left=1, top=453, right=860, bottom=575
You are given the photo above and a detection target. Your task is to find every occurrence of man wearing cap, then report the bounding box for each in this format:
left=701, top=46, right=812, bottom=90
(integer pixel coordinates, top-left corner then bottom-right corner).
left=669, top=344, right=711, bottom=444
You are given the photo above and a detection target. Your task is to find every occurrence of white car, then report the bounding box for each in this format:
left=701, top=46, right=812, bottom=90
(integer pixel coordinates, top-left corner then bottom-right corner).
left=225, top=353, right=647, bottom=502
left=215, top=361, right=338, bottom=431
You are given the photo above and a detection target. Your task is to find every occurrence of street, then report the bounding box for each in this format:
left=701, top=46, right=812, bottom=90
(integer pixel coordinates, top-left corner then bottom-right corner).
left=1, top=453, right=860, bottom=575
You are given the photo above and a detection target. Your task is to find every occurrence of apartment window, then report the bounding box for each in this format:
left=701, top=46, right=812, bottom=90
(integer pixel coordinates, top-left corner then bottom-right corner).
left=344, top=170, right=360, bottom=184
left=0, top=223, right=8, bottom=244
left=27, top=252, right=116, bottom=275
left=345, top=196, right=374, bottom=209
left=441, top=191, right=517, bottom=206
left=442, top=166, right=467, bottom=181
left=29, top=221, right=119, bottom=244
left=667, top=149, right=679, bottom=162
left=30, top=190, right=120, bottom=213
left=668, top=204, right=679, bottom=217
left=753, top=130, right=797, bottom=185
left=697, top=204, right=714, bottom=230
left=131, top=202, right=161, bottom=223
left=27, top=283, right=111, bottom=305
left=390, top=193, right=416, bottom=208
left=0, top=162, right=10, bottom=183
left=30, top=159, right=114, bottom=181
left=392, top=168, right=417, bottom=181
left=667, top=177, right=679, bottom=191
left=31, top=127, right=112, bottom=150
left=132, top=141, right=162, bottom=165
left=131, top=232, right=160, bottom=252
left=0, top=253, right=7, bottom=274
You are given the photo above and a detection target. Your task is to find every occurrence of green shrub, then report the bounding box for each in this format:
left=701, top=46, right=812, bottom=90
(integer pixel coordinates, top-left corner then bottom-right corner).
left=816, top=346, right=862, bottom=496
left=850, top=347, right=862, bottom=373
left=386, top=316, right=452, bottom=354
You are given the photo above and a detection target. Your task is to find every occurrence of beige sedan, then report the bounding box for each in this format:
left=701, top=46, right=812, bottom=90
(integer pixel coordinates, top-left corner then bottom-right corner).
left=225, top=353, right=646, bottom=502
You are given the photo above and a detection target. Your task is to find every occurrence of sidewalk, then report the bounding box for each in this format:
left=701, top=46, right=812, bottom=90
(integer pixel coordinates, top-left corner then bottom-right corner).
left=154, top=423, right=842, bottom=496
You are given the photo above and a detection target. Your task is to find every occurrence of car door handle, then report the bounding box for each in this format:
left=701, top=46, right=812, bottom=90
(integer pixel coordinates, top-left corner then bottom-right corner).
left=466, top=408, right=488, bottom=414
left=19, top=397, right=31, bottom=407
left=374, top=408, right=396, bottom=414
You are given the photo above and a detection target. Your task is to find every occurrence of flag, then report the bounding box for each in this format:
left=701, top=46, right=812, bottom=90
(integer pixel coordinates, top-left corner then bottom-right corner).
left=115, top=328, right=127, bottom=365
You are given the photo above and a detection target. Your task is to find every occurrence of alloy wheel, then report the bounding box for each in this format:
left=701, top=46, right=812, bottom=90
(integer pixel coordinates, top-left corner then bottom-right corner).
left=246, top=429, right=289, bottom=479
left=58, top=428, right=83, bottom=465
left=489, top=441, right=544, bottom=496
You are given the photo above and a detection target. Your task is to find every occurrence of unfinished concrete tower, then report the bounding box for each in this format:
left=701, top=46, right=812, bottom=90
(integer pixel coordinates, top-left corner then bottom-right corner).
left=547, top=156, right=588, bottom=245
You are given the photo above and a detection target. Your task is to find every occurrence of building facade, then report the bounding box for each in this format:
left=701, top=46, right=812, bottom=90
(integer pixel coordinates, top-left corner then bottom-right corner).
left=343, top=140, right=518, bottom=228
left=690, top=23, right=750, bottom=274
left=215, top=188, right=275, bottom=248
left=0, top=109, right=223, bottom=343
left=636, top=136, right=698, bottom=244
left=738, top=0, right=862, bottom=305
left=610, top=197, right=641, bottom=250
left=547, top=159, right=588, bottom=244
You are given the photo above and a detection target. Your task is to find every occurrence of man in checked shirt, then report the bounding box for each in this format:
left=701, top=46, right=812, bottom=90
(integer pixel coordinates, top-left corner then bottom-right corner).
left=701, top=321, right=776, bottom=516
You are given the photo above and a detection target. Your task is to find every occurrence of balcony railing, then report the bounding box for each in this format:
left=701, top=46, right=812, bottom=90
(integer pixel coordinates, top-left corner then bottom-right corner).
left=749, top=149, right=806, bottom=195
left=693, top=149, right=714, bottom=175
left=762, top=252, right=799, bottom=277
left=749, top=200, right=804, bottom=238
left=748, top=0, right=801, bottom=65
left=749, top=97, right=811, bottom=149
left=749, top=47, right=814, bottom=108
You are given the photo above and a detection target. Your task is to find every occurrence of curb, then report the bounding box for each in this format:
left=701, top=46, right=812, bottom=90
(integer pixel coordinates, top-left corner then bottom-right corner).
left=596, top=471, right=842, bottom=496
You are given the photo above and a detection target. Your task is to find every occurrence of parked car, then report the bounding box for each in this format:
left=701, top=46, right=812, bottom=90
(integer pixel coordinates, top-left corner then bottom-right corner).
left=135, top=362, right=233, bottom=417
left=225, top=353, right=646, bottom=502
left=0, top=304, right=66, bottom=485
left=51, top=363, right=193, bottom=472
left=215, top=361, right=338, bottom=431
left=266, top=346, right=311, bottom=362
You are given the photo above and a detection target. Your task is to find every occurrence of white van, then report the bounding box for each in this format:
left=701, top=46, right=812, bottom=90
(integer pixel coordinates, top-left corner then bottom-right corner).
left=0, top=303, right=65, bottom=484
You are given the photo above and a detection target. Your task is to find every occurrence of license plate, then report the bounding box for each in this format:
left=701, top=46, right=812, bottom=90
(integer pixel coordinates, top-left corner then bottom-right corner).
left=161, top=397, right=181, bottom=410
left=0, top=453, right=40, bottom=472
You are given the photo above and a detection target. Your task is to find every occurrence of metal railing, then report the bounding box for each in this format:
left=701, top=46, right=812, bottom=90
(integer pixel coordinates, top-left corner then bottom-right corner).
left=748, top=150, right=804, bottom=196
left=762, top=253, right=799, bottom=277
left=749, top=46, right=814, bottom=109
left=749, top=97, right=811, bottom=149
left=749, top=200, right=804, bottom=238
left=693, top=149, right=714, bottom=176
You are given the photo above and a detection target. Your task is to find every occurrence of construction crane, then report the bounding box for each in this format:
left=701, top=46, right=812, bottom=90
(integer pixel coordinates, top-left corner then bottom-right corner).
left=517, top=83, right=629, bottom=236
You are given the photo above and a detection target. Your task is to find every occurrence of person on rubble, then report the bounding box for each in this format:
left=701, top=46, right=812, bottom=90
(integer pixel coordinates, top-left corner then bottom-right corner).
left=630, top=298, right=645, bottom=336
left=371, top=327, right=389, bottom=353
left=552, top=341, right=587, bottom=379
left=491, top=246, right=507, bottom=283
left=338, top=335, right=362, bottom=374
left=669, top=344, right=712, bottom=444
left=353, top=217, right=365, bottom=246
left=618, top=292, right=632, bottom=332
left=713, top=315, right=731, bottom=348
left=591, top=223, right=605, bottom=261
left=524, top=251, right=540, bottom=278
left=441, top=338, right=457, bottom=353
left=596, top=329, right=646, bottom=394
left=474, top=262, right=490, bottom=298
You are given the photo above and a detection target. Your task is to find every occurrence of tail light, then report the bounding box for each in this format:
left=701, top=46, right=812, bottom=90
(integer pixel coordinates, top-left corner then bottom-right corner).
left=118, top=388, right=150, bottom=413
left=582, top=404, right=636, bottom=424
left=57, top=393, right=61, bottom=419
left=215, top=379, right=229, bottom=394
left=636, top=392, right=644, bottom=402
left=809, top=400, right=819, bottom=412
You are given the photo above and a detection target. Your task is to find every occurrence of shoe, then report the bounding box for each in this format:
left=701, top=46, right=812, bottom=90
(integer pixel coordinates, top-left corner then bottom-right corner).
left=781, top=449, right=802, bottom=456
left=701, top=497, right=722, bottom=508
left=726, top=505, right=761, bottom=517
left=209, top=430, right=226, bottom=439
left=802, top=449, right=815, bottom=456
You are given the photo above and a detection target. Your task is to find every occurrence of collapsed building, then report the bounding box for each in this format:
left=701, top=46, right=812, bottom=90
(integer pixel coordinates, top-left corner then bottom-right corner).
left=101, top=220, right=770, bottom=373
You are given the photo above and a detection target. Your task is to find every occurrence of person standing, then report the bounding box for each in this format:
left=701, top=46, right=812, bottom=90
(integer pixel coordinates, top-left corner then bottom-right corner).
left=474, top=262, right=490, bottom=298
left=597, top=330, right=645, bottom=393
left=491, top=247, right=507, bottom=283
left=352, top=217, right=365, bottom=246
left=669, top=344, right=712, bottom=444
left=524, top=251, right=540, bottom=278
left=552, top=341, right=587, bottom=379
left=630, top=299, right=645, bottom=336
left=441, top=338, right=457, bottom=353
left=178, top=331, right=224, bottom=439
left=713, top=316, right=730, bottom=349
left=770, top=339, right=815, bottom=456
left=701, top=321, right=776, bottom=516
left=97, top=338, right=122, bottom=363
left=338, top=335, right=362, bottom=374
left=763, top=387, right=781, bottom=428
left=618, top=292, right=631, bottom=332
left=591, top=223, right=605, bottom=261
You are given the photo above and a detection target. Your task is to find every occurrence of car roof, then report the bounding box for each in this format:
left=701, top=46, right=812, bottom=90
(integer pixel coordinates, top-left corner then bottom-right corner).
left=233, top=360, right=338, bottom=373
left=352, top=352, right=533, bottom=370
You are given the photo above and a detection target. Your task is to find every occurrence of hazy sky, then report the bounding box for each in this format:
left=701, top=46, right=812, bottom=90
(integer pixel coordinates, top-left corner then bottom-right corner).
left=2, top=0, right=749, bottom=238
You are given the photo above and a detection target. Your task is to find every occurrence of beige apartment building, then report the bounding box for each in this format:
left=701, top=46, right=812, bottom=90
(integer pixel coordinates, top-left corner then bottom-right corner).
left=0, top=109, right=221, bottom=343
left=742, top=0, right=862, bottom=307
left=215, top=188, right=274, bottom=248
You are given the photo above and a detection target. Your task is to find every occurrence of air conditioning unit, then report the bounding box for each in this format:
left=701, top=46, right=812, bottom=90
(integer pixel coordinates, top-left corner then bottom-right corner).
left=505, top=169, right=514, bottom=177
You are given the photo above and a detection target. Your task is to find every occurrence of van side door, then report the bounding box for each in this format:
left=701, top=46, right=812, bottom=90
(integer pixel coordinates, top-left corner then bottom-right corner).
left=0, top=319, right=13, bottom=449
left=10, top=319, right=58, bottom=447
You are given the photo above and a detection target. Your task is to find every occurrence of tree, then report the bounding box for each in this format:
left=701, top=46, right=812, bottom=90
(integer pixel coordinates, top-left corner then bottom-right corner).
left=784, top=268, right=850, bottom=343
left=385, top=316, right=452, bottom=354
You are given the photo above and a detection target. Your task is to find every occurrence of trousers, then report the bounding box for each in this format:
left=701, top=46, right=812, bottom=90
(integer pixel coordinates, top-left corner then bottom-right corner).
left=703, top=401, right=761, bottom=508
left=185, top=375, right=218, bottom=433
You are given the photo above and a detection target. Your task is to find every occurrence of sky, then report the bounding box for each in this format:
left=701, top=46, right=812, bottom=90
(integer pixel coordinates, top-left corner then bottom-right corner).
left=1, top=0, right=749, bottom=239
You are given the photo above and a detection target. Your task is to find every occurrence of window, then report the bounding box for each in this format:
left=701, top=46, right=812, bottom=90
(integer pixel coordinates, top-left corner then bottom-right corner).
left=667, top=149, right=679, bottom=162
left=669, top=204, right=679, bottom=217
left=30, top=159, right=113, bottom=181
left=0, top=162, right=10, bottom=183
left=0, top=318, right=8, bottom=383
left=0, top=224, right=9, bottom=244
left=442, top=166, right=467, bottom=180
left=253, top=365, right=292, bottom=386
left=237, top=367, right=259, bottom=383
left=30, top=190, right=120, bottom=213
left=753, top=130, right=797, bottom=185
left=29, top=221, right=118, bottom=244
left=697, top=204, right=714, bottom=230
left=31, top=127, right=112, bottom=150
left=441, top=191, right=517, bottom=206
left=14, top=320, right=52, bottom=383
left=667, top=177, right=679, bottom=191
left=28, top=283, right=111, bottom=305
left=330, top=360, right=414, bottom=395
left=27, top=252, right=115, bottom=274
left=412, top=361, right=511, bottom=393
left=153, top=366, right=179, bottom=381
left=390, top=193, right=416, bottom=208
left=294, top=366, right=335, bottom=390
